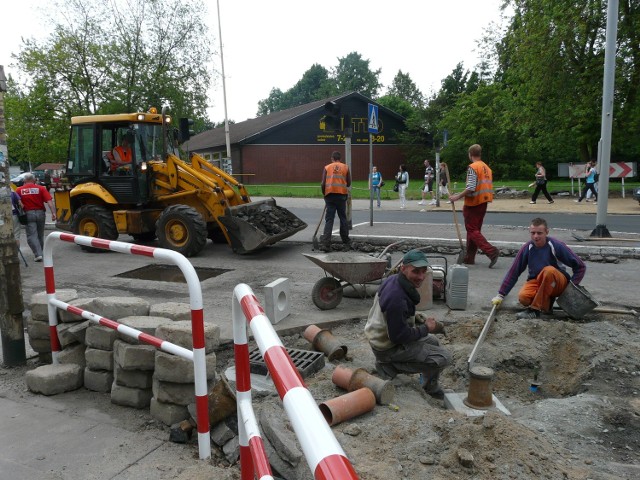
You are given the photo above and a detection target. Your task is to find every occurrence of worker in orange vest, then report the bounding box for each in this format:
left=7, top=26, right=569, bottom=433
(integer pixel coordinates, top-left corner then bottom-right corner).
left=449, top=144, right=500, bottom=268
left=111, top=132, right=134, bottom=172
left=320, top=151, right=351, bottom=252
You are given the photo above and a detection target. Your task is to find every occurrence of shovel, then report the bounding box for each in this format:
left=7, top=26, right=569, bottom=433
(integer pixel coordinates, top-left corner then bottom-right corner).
left=451, top=201, right=466, bottom=264
left=311, top=205, right=327, bottom=251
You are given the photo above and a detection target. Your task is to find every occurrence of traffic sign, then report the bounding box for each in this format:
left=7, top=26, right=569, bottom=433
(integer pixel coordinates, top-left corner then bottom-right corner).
left=368, top=104, right=379, bottom=134
left=609, top=162, right=634, bottom=178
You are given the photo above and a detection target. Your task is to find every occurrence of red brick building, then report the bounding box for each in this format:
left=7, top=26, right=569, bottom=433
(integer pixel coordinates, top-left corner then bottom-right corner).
left=185, top=92, right=408, bottom=184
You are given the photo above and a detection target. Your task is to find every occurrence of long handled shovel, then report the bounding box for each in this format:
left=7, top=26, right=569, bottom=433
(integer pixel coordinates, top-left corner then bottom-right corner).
left=451, top=201, right=466, bottom=264
left=311, top=205, right=327, bottom=251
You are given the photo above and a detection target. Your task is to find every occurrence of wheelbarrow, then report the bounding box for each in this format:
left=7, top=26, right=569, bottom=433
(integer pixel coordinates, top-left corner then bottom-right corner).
left=303, top=252, right=389, bottom=310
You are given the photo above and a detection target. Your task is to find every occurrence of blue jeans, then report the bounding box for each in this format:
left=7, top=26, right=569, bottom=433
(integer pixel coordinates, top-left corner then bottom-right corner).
left=372, top=186, right=381, bottom=206
left=321, top=193, right=349, bottom=244
left=25, top=209, right=46, bottom=257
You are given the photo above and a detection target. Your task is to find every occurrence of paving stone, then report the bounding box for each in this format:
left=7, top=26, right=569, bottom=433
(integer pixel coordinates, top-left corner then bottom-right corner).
left=84, top=368, right=114, bottom=393
left=30, top=289, right=78, bottom=322
left=149, top=302, right=192, bottom=321
left=94, top=296, right=150, bottom=320
left=259, top=401, right=303, bottom=467
left=28, top=337, right=51, bottom=353
left=59, top=297, right=98, bottom=323
left=85, top=347, right=114, bottom=371
left=85, top=325, right=117, bottom=350
left=110, top=382, right=152, bottom=409
left=57, top=323, right=80, bottom=348
left=25, top=364, right=84, bottom=395
left=150, top=397, right=190, bottom=425
left=155, top=321, right=220, bottom=354
left=27, top=319, right=50, bottom=340
left=155, top=351, right=217, bottom=383
left=58, top=343, right=87, bottom=367
left=113, top=340, right=156, bottom=371
left=67, top=320, right=91, bottom=344
left=116, top=316, right=174, bottom=344
left=114, top=363, right=153, bottom=388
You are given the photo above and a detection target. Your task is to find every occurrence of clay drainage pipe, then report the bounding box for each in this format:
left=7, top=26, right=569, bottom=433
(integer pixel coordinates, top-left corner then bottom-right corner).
left=319, top=388, right=376, bottom=426
left=303, top=324, right=347, bottom=361
left=332, top=365, right=395, bottom=405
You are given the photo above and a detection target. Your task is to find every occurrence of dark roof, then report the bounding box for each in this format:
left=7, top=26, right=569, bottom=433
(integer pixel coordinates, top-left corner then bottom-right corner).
left=35, top=163, right=65, bottom=171
left=186, top=92, right=404, bottom=151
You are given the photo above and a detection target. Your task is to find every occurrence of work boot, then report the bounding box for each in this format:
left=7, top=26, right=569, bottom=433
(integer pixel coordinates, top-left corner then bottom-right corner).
left=319, top=243, right=331, bottom=253
left=421, top=369, right=444, bottom=400
left=488, top=250, right=500, bottom=268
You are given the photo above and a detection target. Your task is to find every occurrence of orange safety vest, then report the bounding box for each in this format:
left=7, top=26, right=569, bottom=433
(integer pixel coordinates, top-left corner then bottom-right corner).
left=464, top=160, right=494, bottom=207
left=113, top=146, right=132, bottom=164
left=324, top=162, right=349, bottom=195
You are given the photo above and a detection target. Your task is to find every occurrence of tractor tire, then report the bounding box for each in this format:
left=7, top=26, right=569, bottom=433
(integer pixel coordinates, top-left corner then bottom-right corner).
left=71, top=205, right=118, bottom=253
left=156, top=205, right=208, bottom=257
left=311, top=277, right=343, bottom=310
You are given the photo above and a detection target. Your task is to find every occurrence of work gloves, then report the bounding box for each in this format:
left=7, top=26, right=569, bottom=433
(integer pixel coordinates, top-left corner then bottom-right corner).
left=491, top=294, right=504, bottom=306
left=416, top=313, right=445, bottom=334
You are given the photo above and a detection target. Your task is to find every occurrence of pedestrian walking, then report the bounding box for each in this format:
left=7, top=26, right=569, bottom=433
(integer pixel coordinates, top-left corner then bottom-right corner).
left=418, top=160, right=435, bottom=205
left=530, top=162, right=554, bottom=204
left=320, top=151, right=351, bottom=251
left=439, top=162, right=450, bottom=201
left=15, top=173, right=57, bottom=261
left=395, top=165, right=409, bottom=209
left=10, top=190, right=23, bottom=249
left=576, top=161, right=598, bottom=203
left=448, top=144, right=499, bottom=268
left=369, top=166, right=383, bottom=207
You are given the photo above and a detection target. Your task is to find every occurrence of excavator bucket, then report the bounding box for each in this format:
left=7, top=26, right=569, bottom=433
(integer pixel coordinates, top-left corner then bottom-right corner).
left=218, top=198, right=307, bottom=254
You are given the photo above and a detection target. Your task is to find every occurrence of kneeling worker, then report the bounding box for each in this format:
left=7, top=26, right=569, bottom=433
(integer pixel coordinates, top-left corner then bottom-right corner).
left=365, top=249, right=452, bottom=399
left=492, top=217, right=586, bottom=319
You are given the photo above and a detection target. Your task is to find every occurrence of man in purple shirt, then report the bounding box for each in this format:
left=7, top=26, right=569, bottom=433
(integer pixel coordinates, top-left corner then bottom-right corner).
left=492, top=217, right=586, bottom=319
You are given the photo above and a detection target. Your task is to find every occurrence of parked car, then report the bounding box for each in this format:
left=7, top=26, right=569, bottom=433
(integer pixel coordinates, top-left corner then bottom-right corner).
left=633, top=186, right=640, bottom=205
left=10, top=172, right=32, bottom=187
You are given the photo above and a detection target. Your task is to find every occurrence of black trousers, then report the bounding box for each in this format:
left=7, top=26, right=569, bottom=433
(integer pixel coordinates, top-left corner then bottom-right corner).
left=321, top=193, right=349, bottom=244
left=532, top=181, right=553, bottom=202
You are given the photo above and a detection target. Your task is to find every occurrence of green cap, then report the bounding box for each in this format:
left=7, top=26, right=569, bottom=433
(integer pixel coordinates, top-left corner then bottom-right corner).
left=402, top=249, right=429, bottom=268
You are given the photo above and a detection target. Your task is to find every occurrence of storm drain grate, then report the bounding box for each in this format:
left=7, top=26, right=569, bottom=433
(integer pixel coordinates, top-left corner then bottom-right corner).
left=248, top=346, right=325, bottom=379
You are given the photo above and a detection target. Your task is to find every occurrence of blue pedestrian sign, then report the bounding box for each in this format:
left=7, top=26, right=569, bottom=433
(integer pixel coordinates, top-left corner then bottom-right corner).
left=368, top=104, right=379, bottom=134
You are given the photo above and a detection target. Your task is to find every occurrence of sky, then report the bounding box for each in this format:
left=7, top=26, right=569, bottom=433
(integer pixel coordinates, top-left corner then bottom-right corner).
left=0, top=0, right=510, bottom=123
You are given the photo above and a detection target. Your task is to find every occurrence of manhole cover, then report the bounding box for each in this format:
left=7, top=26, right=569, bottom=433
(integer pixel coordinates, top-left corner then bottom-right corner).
left=248, top=346, right=325, bottom=379
left=115, top=264, right=231, bottom=283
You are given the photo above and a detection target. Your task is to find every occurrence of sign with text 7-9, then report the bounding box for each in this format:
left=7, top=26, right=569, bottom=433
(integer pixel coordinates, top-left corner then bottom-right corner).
left=368, top=104, right=379, bottom=134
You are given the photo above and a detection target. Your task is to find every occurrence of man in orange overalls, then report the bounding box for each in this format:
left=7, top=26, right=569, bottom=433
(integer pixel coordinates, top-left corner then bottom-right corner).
left=320, top=151, right=351, bottom=252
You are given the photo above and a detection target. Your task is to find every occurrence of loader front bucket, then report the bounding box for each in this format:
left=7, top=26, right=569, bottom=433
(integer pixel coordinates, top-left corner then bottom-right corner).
left=218, top=198, right=307, bottom=254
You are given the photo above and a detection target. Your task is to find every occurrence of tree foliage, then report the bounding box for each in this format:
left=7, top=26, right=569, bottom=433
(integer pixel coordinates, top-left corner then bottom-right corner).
left=386, top=70, right=424, bottom=108
left=7, top=0, right=213, bottom=166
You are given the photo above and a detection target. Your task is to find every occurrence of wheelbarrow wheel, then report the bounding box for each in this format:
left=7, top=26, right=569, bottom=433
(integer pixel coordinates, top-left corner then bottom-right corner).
left=312, top=277, right=343, bottom=310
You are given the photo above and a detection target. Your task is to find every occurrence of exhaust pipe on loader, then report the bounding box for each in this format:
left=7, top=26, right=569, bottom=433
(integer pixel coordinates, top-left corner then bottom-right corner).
left=218, top=198, right=307, bottom=254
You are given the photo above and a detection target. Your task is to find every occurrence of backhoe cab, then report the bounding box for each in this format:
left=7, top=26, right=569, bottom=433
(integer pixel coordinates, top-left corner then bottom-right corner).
left=55, top=108, right=306, bottom=256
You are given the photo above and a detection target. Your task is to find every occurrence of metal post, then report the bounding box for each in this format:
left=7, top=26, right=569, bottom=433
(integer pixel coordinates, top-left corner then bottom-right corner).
left=369, top=133, right=373, bottom=226
left=435, top=147, right=441, bottom=207
left=345, top=125, right=352, bottom=230
left=217, top=0, right=232, bottom=163
left=0, top=65, right=27, bottom=366
left=592, top=0, right=619, bottom=238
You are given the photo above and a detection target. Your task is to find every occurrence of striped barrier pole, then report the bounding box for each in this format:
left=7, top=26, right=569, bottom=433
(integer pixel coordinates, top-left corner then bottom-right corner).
left=232, top=283, right=359, bottom=480
left=42, top=232, right=211, bottom=460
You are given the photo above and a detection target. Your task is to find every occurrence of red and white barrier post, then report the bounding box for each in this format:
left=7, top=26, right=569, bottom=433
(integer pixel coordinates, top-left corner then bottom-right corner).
left=232, top=283, right=359, bottom=480
left=42, top=232, right=211, bottom=460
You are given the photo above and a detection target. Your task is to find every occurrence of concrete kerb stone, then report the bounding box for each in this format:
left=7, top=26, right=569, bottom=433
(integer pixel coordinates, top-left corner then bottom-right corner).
left=113, top=340, right=156, bottom=371
left=111, top=381, right=153, bottom=409
left=84, top=368, right=114, bottom=393
left=114, top=363, right=153, bottom=389
left=57, top=344, right=87, bottom=367
left=152, top=377, right=215, bottom=406
left=115, top=316, right=174, bottom=344
left=85, top=347, right=114, bottom=371
left=150, top=397, right=190, bottom=425
left=149, top=302, right=192, bottom=321
left=155, top=321, right=221, bottom=354
left=59, top=297, right=98, bottom=323
left=93, top=296, right=151, bottom=320
left=25, top=363, right=84, bottom=395
left=85, top=325, right=117, bottom=351
left=29, top=289, right=78, bottom=322
left=155, top=350, right=217, bottom=383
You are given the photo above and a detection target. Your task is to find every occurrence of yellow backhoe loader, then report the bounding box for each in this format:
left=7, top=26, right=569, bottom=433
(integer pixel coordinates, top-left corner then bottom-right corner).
left=54, top=108, right=306, bottom=256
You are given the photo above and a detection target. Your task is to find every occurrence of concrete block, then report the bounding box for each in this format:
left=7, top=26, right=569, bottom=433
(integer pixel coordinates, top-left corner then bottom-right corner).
left=149, top=302, right=192, bottom=321
left=116, top=316, right=173, bottom=344
left=59, top=297, right=98, bottom=323
left=211, top=421, right=235, bottom=447
left=152, top=377, right=197, bottom=406
left=84, top=368, right=114, bottom=393
left=58, top=344, right=87, bottom=367
left=27, top=319, right=50, bottom=340
left=264, top=277, right=291, bottom=324
left=94, top=296, right=150, bottom=320
left=155, top=351, right=217, bottom=383
left=110, top=382, right=152, bottom=409
left=67, top=320, right=91, bottom=344
left=114, top=363, right=153, bottom=389
left=223, top=436, right=240, bottom=464
left=85, top=347, right=114, bottom=371
left=443, top=392, right=511, bottom=417
left=25, top=364, right=84, bottom=395
left=150, top=397, right=190, bottom=426
left=85, top=325, right=117, bottom=350
left=57, top=323, right=79, bottom=348
left=113, top=340, right=156, bottom=371
left=155, top=321, right=220, bottom=354
left=29, top=289, right=78, bottom=322
left=28, top=337, right=52, bottom=353
left=259, top=401, right=303, bottom=467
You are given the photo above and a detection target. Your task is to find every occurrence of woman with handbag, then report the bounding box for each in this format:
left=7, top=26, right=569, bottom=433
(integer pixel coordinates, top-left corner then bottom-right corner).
left=369, top=166, right=383, bottom=207
left=530, top=162, right=554, bottom=204
left=395, top=164, right=409, bottom=209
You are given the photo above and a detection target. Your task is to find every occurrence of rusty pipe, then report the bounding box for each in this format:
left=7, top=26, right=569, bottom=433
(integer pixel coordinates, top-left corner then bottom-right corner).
left=331, top=365, right=395, bottom=405
left=303, top=324, right=347, bottom=361
left=319, top=388, right=376, bottom=426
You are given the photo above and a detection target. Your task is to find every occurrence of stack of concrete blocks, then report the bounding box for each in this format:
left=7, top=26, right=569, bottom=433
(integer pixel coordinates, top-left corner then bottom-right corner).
left=150, top=320, right=220, bottom=426
left=26, top=289, right=79, bottom=363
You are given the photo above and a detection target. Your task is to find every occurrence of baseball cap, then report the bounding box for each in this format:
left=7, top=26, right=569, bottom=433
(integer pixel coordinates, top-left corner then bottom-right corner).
left=402, top=249, right=430, bottom=268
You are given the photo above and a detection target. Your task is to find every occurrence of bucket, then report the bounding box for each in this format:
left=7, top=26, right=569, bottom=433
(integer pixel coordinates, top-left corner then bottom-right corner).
left=556, top=282, right=599, bottom=320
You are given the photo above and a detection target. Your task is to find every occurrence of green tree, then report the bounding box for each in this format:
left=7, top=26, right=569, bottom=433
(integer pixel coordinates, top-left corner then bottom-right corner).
left=386, top=70, right=424, bottom=108
left=8, top=0, right=212, bottom=167
left=333, top=52, right=382, bottom=99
